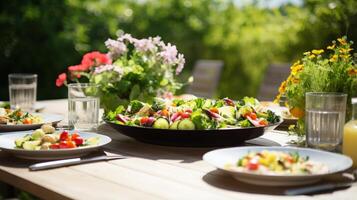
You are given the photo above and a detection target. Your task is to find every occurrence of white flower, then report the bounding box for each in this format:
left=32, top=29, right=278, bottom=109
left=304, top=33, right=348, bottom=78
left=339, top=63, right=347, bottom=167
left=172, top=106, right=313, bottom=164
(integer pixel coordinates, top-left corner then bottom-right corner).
left=94, top=64, right=123, bottom=75
left=118, top=33, right=134, bottom=43
left=158, top=43, right=178, bottom=65
left=134, top=39, right=156, bottom=52
left=105, top=39, right=127, bottom=59
left=175, top=53, right=185, bottom=75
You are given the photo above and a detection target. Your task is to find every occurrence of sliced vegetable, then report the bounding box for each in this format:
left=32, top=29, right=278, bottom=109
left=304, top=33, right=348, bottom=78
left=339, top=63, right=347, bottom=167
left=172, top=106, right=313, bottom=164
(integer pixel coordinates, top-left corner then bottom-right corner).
left=153, top=118, right=170, bottom=129
left=177, top=119, right=195, bottom=130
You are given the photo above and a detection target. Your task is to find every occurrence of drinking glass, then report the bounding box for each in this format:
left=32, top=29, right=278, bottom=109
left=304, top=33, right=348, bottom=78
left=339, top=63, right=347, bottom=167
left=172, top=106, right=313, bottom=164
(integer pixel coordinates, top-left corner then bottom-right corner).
left=305, top=92, right=347, bottom=152
left=68, top=83, right=100, bottom=131
left=8, top=74, right=37, bottom=112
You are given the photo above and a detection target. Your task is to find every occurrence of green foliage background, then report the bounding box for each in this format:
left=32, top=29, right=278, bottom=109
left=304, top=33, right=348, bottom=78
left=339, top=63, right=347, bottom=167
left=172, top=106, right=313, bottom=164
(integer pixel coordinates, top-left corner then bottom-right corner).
left=0, top=0, right=356, bottom=100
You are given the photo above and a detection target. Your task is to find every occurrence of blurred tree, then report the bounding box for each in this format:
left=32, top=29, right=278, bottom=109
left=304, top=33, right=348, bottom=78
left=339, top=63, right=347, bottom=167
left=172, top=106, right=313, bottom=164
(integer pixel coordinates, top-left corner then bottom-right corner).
left=0, top=0, right=356, bottom=101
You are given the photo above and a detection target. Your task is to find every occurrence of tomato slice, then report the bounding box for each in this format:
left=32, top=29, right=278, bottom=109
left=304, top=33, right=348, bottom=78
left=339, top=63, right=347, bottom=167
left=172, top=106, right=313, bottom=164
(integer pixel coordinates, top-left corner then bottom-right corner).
left=66, top=141, right=77, bottom=148
left=22, top=118, right=32, bottom=124
left=248, top=113, right=257, bottom=120
left=60, top=131, right=69, bottom=141
left=71, top=133, right=80, bottom=140
left=50, top=144, right=60, bottom=149
left=247, top=159, right=259, bottom=170
left=209, top=107, right=219, bottom=114
left=74, top=137, right=84, bottom=146
left=59, top=141, right=68, bottom=149
left=140, top=117, right=149, bottom=125
left=258, top=119, right=268, bottom=126
left=180, top=113, right=190, bottom=119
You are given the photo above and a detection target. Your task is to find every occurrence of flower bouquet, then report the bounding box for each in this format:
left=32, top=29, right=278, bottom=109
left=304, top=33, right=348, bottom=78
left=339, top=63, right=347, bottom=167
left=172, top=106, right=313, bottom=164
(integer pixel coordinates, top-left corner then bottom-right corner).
left=275, top=37, right=357, bottom=137
left=56, top=33, right=186, bottom=111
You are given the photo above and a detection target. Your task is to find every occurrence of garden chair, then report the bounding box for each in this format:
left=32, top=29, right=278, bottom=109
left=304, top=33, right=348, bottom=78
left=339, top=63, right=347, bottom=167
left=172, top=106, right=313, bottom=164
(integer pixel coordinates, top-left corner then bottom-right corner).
left=257, top=63, right=291, bottom=101
left=186, top=60, right=224, bottom=98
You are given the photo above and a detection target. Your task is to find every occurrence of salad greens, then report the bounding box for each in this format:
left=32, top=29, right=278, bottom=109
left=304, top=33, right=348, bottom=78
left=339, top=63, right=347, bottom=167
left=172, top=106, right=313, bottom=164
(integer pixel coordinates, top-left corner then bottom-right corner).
left=106, top=97, right=281, bottom=130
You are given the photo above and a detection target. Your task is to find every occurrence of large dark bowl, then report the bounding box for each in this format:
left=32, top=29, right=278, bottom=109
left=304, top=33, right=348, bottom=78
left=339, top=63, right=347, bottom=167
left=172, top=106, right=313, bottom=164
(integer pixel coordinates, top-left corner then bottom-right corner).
left=105, top=120, right=282, bottom=147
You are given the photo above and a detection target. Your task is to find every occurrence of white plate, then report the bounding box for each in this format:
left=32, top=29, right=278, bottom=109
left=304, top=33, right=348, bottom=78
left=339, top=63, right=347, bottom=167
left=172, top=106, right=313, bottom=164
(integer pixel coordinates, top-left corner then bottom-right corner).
left=203, top=146, right=352, bottom=186
left=0, top=113, right=63, bottom=132
left=0, top=131, right=111, bottom=160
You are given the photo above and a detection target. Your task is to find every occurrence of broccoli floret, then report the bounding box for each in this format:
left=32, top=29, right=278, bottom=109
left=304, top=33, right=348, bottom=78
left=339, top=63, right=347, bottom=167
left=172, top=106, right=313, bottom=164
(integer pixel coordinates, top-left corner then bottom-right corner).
left=267, top=110, right=280, bottom=123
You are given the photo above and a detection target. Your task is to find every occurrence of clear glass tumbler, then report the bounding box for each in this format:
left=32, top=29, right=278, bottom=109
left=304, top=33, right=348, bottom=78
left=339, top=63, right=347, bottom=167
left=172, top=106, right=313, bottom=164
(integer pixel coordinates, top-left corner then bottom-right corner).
left=8, top=74, right=37, bottom=112
left=68, top=83, right=100, bottom=131
left=305, top=92, right=347, bottom=152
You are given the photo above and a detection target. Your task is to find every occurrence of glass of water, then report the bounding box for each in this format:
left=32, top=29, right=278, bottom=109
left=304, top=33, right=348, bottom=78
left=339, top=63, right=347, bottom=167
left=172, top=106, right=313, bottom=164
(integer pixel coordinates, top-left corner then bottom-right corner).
left=68, top=83, right=100, bottom=131
left=306, top=92, right=347, bottom=152
left=8, top=74, right=37, bottom=112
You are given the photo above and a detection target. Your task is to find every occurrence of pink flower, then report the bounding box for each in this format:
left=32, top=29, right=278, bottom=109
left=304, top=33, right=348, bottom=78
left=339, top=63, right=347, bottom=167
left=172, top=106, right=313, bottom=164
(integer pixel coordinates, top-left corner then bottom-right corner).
left=175, top=53, right=185, bottom=75
left=158, top=43, right=178, bottom=65
left=81, top=51, right=112, bottom=68
left=55, top=73, right=67, bottom=87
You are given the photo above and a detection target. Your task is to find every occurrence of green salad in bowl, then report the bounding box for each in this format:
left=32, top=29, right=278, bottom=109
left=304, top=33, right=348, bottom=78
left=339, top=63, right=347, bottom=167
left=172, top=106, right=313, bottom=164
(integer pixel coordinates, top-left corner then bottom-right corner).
left=105, top=97, right=281, bottom=130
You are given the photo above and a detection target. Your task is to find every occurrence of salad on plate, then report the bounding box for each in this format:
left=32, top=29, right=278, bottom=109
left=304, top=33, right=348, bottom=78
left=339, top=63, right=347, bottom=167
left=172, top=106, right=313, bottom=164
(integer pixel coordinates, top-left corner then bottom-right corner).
left=0, top=108, right=43, bottom=125
left=106, top=97, right=281, bottom=130
left=14, top=124, right=100, bottom=150
left=226, top=150, right=329, bottom=175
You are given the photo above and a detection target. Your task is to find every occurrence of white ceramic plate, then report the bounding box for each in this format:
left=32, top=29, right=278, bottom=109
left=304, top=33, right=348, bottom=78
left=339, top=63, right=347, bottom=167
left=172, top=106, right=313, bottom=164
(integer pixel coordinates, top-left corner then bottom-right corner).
left=0, top=131, right=111, bottom=160
left=203, top=146, right=352, bottom=186
left=0, top=113, right=63, bottom=132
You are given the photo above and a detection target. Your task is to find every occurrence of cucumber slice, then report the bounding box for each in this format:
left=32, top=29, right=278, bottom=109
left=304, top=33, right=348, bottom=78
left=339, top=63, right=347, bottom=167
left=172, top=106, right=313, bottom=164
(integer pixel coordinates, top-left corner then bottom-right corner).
left=22, top=140, right=41, bottom=150
left=15, top=135, right=31, bottom=147
left=177, top=119, right=195, bottom=130
left=152, top=118, right=169, bottom=129
left=169, top=120, right=180, bottom=130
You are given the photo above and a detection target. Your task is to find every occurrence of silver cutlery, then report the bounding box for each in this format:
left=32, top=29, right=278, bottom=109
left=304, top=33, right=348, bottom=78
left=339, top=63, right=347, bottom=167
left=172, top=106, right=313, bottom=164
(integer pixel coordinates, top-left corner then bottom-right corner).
left=29, top=155, right=125, bottom=171
left=285, top=170, right=357, bottom=195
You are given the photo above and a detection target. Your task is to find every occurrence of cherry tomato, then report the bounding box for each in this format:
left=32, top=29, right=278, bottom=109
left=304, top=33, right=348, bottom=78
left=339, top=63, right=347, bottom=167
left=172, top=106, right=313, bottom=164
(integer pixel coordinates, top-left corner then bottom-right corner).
left=247, top=159, right=259, bottom=170
left=71, top=133, right=80, bottom=140
left=60, top=131, right=69, bottom=141
left=74, top=137, right=84, bottom=146
left=59, top=141, right=68, bottom=149
left=258, top=119, right=268, bottom=126
left=140, top=117, right=149, bottom=125
left=209, top=107, right=219, bottom=114
left=50, top=144, right=60, bottom=149
left=248, top=113, right=257, bottom=120
left=66, top=141, right=77, bottom=148
left=180, top=113, right=190, bottom=119
left=22, top=118, right=32, bottom=124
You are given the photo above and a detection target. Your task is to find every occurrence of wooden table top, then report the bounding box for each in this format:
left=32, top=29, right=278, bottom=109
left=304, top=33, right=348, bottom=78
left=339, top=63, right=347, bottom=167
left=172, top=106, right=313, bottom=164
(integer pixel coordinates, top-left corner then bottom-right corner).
left=0, top=99, right=356, bottom=200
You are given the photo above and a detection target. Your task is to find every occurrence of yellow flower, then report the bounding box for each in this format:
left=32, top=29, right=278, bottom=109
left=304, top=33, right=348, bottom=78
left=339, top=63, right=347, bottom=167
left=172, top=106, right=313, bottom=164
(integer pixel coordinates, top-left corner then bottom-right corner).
left=312, top=49, right=324, bottom=55
left=337, top=37, right=347, bottom=45
left=303, top=51, right=311, bottom=55
left=308, top=54, right=316, bottom=59
left=327, top=44, right=335, bottom=50
left=348, top=68, right=357, bottom=76
left=339, top=48, right=353, bottom=54
left=329, top=54, right=338, bottom=62
left=274, top=93, right=281, bottom=104
left=278, top=81, right=287, bottom=93
left=291, top=77, right=300, bottom=84
left=291, top=64, right=303, bottom=76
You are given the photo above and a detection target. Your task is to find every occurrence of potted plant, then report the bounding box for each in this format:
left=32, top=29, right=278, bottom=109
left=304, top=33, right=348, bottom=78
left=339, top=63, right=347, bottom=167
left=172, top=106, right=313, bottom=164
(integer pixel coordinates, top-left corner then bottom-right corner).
left=275, top=37, right=357, bottom=138
left=56, top=33, right=187, bottom=111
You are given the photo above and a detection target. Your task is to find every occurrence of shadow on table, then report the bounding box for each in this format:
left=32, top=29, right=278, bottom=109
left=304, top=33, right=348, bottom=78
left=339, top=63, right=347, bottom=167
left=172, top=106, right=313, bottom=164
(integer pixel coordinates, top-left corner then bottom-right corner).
left=0, top=151, right=37, bottom=168
left=202, top=169, right=352, bottom=196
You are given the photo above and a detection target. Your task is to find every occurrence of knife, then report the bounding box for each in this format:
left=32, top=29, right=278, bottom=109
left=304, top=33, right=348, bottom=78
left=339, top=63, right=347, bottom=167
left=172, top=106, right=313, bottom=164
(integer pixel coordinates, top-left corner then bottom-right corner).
left=285, top=170, right=357, bottom=195
left=29, top=155, right=125, bottom=171
left=284, top=182, right=352, bottom=196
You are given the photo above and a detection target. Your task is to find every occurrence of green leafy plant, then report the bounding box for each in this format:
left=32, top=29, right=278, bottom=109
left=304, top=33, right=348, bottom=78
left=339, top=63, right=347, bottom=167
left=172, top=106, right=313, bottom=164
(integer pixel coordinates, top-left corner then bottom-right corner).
left=56, top=33, right=188, bottom=111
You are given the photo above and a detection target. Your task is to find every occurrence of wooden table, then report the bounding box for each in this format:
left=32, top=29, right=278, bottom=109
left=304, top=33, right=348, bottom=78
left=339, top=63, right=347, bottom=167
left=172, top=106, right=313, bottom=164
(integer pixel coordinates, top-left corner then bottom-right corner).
left=0, top=99, right=356, bottom=200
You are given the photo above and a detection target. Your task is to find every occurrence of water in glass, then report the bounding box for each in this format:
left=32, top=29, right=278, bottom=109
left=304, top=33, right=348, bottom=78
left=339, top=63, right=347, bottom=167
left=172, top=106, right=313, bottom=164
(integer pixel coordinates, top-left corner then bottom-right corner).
left=68, top=97, right=99, bottom=131
left=306, top=109, right=345, bottom=151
